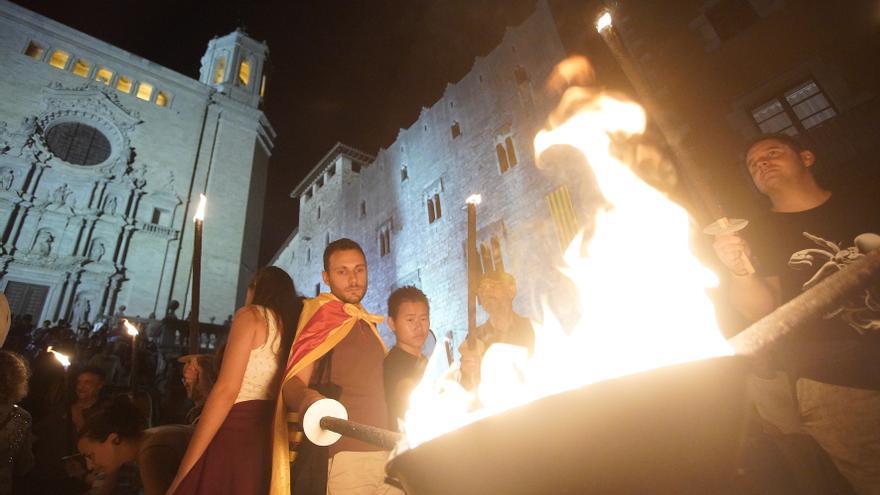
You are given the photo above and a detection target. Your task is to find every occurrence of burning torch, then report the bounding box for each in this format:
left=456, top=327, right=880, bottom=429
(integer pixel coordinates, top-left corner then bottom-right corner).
left=191, top=193, right=206, bottom=354
left=123, top=319, right=139, bottom=394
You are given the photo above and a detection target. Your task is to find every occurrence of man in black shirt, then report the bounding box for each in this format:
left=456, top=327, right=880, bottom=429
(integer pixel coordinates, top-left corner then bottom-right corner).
left=383, top=286, right=429, bottom=431
left=714, top=134, right=880, bottom=493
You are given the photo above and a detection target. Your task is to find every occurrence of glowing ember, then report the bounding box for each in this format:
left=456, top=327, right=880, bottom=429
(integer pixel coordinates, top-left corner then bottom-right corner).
left=123, top=318, right=139, bottom=337
left=47, top=346, right=71, bottom=369
left=399, top=57, right=733, bottom=452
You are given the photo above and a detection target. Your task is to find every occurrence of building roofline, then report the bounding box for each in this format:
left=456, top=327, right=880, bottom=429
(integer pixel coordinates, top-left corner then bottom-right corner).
left=289, top=142, right=375, bottom=199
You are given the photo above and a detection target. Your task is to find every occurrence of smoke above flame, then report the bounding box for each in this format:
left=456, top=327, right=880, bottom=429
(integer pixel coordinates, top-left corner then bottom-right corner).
left=400, top=57, right=733, bottom=452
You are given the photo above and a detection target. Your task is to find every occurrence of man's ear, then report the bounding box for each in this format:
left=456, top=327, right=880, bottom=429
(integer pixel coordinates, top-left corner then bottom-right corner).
left=321, top=271, right=330, bottom=287
left=800, top=150, right=816, bottom=168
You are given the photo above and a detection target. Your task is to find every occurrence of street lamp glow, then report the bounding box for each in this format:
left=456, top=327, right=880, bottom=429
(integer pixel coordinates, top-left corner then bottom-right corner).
left=596, top=11, right=613, bottom=33
left=47, top=346, right=71, bottom=369
left=466, top=194, right=482, bottom=205
left=123, top=318, right=139, bottom=337
left=193, top=194, right=207, bottom=222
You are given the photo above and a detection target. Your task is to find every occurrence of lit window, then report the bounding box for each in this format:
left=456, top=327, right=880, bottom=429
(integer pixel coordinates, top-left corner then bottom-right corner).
left=260, top=75, right=267, bottom=98
left=156, top=91, right=169, bottom=107
left=239, top=59, right=251, bottom=86
left=116, top=75, right=133, bottom=94
left=213, top=57, right=226, bottom=84
left=48, top=49, right=70, bottom=69
left=427, top=199, right=435, bottom=224
left=547, top=185, right=579, bottom=251
left=136, top=82, right=153, bottom=101
left=25, top=41, right=45, bottom=60
left=496, top=144, right=509, bottom=173
left=750, top=79, right=836, bottom=135
left=505, top=137, right=518, bottom=167
left=433, top=194, right=442, bottom=220
left=72, top=59, right=90, bottom=77
left=95, top=67, right=113, bottom=85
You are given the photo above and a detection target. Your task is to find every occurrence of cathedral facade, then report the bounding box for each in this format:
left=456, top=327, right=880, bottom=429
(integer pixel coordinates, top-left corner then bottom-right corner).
left=272, top=2, right=594, bottom=346
left=0, top=0, right=273, bottom=325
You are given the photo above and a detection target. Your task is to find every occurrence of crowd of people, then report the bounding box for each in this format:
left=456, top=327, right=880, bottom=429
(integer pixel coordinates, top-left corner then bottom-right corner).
left=1, top=133, right=878, bottom=494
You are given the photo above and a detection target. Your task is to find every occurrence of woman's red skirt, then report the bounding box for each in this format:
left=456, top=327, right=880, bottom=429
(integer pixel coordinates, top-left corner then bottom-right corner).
left=173, top=399, right=274, bottom=495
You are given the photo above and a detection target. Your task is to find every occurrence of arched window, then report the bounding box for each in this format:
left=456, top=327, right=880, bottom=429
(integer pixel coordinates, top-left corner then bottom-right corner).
left=238, top=58, right=252, bottom=86
left=491, top=237, right=505, bottom=272
left=480, top=243, right=493, bottom=274
left=427, top=199, right=436, bottom=224
left=505, top=137, right=518, bottom=167
left=433, top=194, right=442, bottom=220
left=317, top=206, right=321, bottom=220
left=213, top=57, right=226, bottom=84
left=496, top=144, right=509, bottom=173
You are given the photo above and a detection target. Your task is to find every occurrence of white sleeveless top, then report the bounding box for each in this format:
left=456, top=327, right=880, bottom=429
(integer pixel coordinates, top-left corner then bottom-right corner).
left=234, top=306, right=282, bottom=403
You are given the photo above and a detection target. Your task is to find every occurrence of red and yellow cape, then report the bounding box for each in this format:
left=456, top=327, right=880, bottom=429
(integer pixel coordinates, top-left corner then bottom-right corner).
left=269, top=292, right=385, bottom=495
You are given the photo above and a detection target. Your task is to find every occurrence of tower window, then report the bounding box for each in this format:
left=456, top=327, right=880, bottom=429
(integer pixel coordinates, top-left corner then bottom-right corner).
left=156, top=91, right=169, bottom=107
left=317, top=206, right=321, bottom=220
left=450, top=121, right=461, bottom=139
left=378, top=225, right=392, bottom=257
left=360, top=200, right=367, bottom=218
left=239, top=59, right=251, bottom=86
left=136, top=82, right=154, bottom=101
left=496, top=136, right=518, bottom=173
left=260, top=75, right=267, bottom=98
left=547, top=185, right=579, bottom=251
left=400, top=165, right=408, bottom=182
left=433, top=194, right=442, bottom=220
left=48, top=49, right=70, bottom=69
left=72, top=59, right=90, bottom=77
left=213, top=57, right=226, bottom=84
left=427, top=199, right=436, bottom=224
left=95, top=67, right=113, bottom=85
left=151, top=207, right=169, bottom=225
left=25, top=41, right=45, bottom=60
left=116, top=75, right=133, bottom=94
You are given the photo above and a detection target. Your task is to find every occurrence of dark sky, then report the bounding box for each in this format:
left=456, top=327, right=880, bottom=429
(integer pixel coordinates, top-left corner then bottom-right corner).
left=16, top=0, right=543, bottom=264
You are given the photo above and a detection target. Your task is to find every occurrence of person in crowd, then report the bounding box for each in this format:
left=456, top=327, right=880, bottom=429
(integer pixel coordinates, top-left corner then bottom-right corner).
left=70, top=367, right=106, bottom=432
left=177, top=354, right=218, bottom=425
left=275, top=238, right=401, bottom=495
left=459, top=270, right=535, bottom=389
left=383, top=286, right=430, bottom=430
left=6, top=314, right=34, bottom=354
left=77, top=394, right=193, bottom=495
left=166, top=266, right=302, bottom=495
left=713, top=133, right=880, bottom=493
left=88, top=343, right=122, bottom=387
left=0, top=350, right=34, bottom=495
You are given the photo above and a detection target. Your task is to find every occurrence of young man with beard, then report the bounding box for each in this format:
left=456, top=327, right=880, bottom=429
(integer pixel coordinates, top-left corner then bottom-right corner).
left=714, top=134, right=880, bottom=493
left=272, top=238, right=401, bottom=495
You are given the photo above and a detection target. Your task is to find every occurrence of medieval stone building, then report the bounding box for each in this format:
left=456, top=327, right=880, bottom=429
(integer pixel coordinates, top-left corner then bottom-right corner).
left=0, top=0, right=273, bottom=325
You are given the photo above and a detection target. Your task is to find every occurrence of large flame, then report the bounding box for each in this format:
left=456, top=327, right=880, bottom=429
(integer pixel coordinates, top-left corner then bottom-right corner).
left=400, top=58, right=732, bottom=452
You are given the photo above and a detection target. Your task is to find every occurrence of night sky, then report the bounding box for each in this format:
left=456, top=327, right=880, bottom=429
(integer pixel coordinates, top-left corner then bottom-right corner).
left=15, top=0, right=544, bottom=264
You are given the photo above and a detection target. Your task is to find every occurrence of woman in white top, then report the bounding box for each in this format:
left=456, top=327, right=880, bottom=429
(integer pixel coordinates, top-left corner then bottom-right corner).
left=167, top=267, right=302, bottom=495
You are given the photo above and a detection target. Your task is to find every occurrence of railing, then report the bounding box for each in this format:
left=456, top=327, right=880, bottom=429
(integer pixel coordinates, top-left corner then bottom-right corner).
left=140, top=222, right=177, bottom=237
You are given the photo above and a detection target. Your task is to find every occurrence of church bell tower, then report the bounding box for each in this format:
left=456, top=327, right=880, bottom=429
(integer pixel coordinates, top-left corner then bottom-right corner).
left=199, top=29, right=268, bottom=108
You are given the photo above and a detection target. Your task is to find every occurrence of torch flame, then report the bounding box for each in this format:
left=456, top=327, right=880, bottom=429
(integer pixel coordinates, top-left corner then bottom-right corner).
left=400, top=57, right=732, bottom=452
left=193, top=193, right=207, bottom=222
left=123, top=318, right=139, bottom=337
left=47, top=346, right=71, bottom=369
left=465, top=194, right=482, bottom=205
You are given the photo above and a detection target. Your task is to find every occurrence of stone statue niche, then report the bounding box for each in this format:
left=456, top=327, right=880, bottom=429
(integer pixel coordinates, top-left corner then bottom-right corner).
left=71, top=293, right=93, bottom=327
left=89, top=240, right=106, bottom=262
left=31, top=229, right=55, bottom=257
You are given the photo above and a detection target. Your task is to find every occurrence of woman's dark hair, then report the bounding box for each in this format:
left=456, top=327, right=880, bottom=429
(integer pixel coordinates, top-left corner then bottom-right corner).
left=79, top=394, right=146, bottom=442
left=248, top=266, right=303, bottom=373
left=0, top=350, right=30, bottom=403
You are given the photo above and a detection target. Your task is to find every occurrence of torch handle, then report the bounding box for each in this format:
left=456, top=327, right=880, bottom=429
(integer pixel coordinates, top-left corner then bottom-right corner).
left=319, top=416, right=402, bottom=451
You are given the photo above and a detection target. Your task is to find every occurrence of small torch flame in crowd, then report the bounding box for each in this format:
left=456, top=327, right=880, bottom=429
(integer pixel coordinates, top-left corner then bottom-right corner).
left=400, top=56, right=733, bottom=451
left=47, top=346, right=71, bottom=370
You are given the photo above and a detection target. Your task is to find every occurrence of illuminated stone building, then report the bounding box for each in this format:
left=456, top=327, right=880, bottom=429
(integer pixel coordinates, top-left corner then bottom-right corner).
left=0, top=0, right=274, bottom=325
left=272, top=1, right=596, bottom=347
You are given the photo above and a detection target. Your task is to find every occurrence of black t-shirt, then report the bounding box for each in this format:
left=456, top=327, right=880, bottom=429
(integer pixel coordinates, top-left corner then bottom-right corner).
left=744, top=192, right=880, bottom=389
left=383, top=346, right=426, bottom=431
